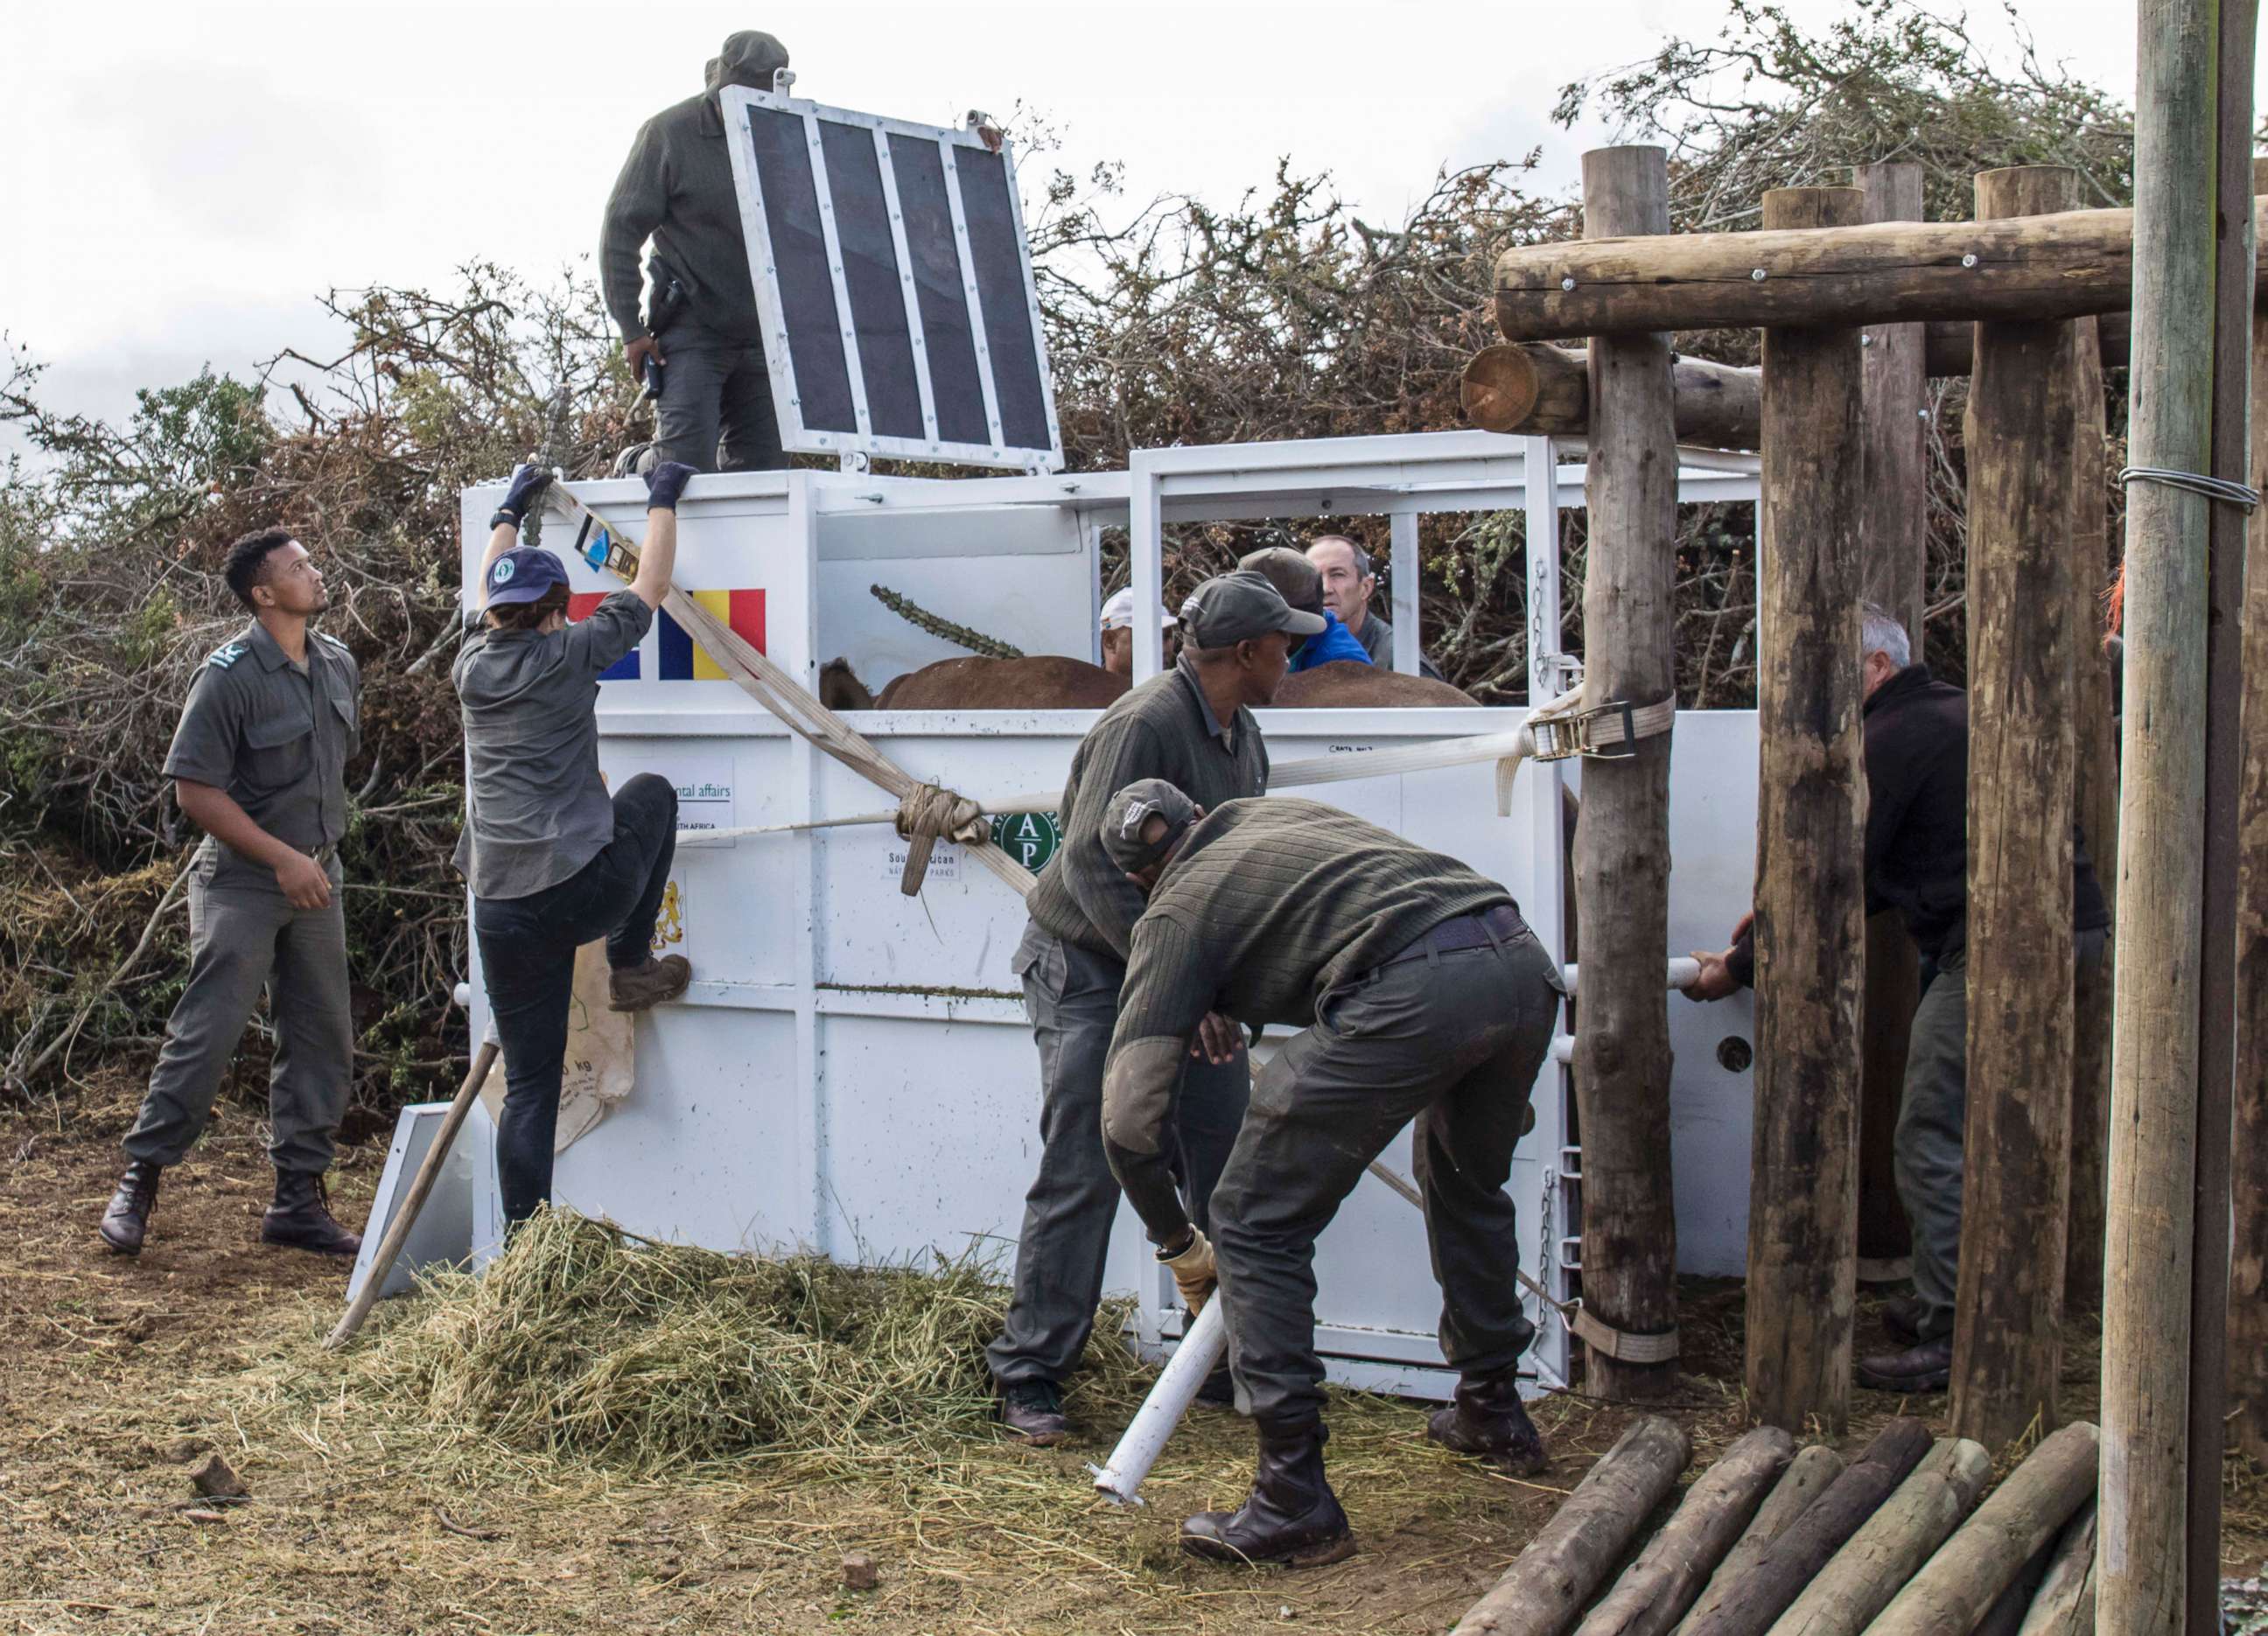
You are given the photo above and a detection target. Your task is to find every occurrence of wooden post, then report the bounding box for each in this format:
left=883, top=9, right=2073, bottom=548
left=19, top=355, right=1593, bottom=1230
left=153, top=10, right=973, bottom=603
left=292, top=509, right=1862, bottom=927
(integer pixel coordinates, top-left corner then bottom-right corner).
left=1746, top=183, right=1866, bottom=1436
left=1578, top=1428, right=1794, bottom=1636
left=1461, top=344, right=1760, bottom=449
left=2232, top=154, right=2268, bottom=1473
left=1452, top=1417, right=1692, bottom=1636
left=2064, top=313, right=2116, bottom=1317
left=2100, top=0, right=2221, bottom=1621
left=1768, top=1437, right=1992, bottom=1636
left=2013, top=1504, right=2096, bottom=1636
left=2185, top=12, right=2255, bottom=1619
left=1853, top=161, right=1928, bottom=1282
left=1949, top=164, right=2083, bottom=1451
left=1674, top=1446, right=1848, bottom=1636
left=1572, top=144, right=1683, bottom=1400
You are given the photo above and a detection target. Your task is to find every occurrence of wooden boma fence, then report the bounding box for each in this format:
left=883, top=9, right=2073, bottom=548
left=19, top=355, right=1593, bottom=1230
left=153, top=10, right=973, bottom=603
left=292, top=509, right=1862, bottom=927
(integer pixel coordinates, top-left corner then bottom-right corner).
left=1444, top=4, right=2268, bottom=1622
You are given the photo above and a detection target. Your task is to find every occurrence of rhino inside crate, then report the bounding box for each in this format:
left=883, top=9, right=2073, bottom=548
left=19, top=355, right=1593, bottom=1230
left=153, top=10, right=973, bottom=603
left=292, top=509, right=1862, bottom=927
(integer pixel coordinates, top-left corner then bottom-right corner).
left=438, top=428, right=1764, bottom=1401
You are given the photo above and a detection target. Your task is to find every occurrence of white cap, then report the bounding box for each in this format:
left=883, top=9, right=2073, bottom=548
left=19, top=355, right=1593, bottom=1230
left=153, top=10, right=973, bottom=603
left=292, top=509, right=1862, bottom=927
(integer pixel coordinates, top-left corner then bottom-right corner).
left=1100, top=586, right=1179, bottom=631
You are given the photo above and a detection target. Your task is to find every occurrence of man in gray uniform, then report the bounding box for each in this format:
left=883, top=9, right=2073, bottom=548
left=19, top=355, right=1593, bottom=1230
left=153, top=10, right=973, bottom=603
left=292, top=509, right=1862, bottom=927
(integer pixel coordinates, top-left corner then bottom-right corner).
left=100, top=528, right=364, bottom=1258
left=1306, top=535, right=1444, bottom=679
left=988, top=571, right=1322, bottom=1444
left=1100, top=782, right=1564, bottom=1566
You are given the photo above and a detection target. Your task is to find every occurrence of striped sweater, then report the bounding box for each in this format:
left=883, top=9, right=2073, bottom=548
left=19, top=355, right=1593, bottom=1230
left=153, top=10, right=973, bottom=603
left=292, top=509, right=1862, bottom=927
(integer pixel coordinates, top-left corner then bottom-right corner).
left=1024, top=657, right=1269, bottom=961
left=1102, top=797, right=1515, bottom=1236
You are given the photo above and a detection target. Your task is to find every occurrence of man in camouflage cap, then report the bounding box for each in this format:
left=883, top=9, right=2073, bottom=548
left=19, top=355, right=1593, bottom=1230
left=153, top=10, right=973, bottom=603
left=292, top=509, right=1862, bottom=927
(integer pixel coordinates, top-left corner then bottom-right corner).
left=100, top=528, right=365, bottom=1259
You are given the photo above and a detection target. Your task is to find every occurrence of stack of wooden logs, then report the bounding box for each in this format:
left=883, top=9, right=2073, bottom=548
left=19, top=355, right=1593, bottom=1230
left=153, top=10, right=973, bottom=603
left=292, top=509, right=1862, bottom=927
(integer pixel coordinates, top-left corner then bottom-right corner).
left=1452, top=1417, right=2100, bottom=1636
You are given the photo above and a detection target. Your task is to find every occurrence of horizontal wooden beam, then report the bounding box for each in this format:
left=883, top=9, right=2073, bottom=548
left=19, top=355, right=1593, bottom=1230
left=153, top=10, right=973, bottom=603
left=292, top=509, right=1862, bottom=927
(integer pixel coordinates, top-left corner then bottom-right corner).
left=1462, top=316, right=2141, bottom=449
left=1494, top=200, right=2268, bottom=342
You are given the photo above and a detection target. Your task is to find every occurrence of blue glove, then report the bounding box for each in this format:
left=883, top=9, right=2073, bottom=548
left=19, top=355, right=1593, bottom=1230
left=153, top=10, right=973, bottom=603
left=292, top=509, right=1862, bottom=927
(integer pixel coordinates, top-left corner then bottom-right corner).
left=645, top=460, right=697, bottom=513
left=492, top=465, right=555, bottom=527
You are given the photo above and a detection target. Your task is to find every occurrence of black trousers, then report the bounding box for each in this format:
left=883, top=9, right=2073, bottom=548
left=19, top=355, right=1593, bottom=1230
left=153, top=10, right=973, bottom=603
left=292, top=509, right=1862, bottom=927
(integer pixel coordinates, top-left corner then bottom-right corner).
left=1210, top=918, right=1563, bottom=1429
left=473, top=773, right=678, bottom=1226
left=653, top=314, right=788, bottom=474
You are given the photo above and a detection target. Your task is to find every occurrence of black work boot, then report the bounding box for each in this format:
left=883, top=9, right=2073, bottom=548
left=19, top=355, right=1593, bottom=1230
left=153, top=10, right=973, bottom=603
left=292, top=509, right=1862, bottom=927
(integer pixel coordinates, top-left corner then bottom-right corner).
left=1880, top=1295, right=1927, bottom=1345
left=261, top=1171, right=361, bottom=1258
left=99, top=1160, right=164, bottom=1255
left=1856, top=1335, right=1952, bottom=1393
left=1180, top=1420, right=1356, bottom=1567
left=998, top=1378, right=1069, bottom=1446
left=609, top=955, right=691, bottom=1012
left=1425, top=1365, right=1550, bottom=1475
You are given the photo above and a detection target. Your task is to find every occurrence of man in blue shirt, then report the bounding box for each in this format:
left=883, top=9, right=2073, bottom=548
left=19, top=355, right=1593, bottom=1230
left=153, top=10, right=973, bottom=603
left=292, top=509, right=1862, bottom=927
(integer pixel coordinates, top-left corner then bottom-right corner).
left=1236, top=549, right=1370, bottom=672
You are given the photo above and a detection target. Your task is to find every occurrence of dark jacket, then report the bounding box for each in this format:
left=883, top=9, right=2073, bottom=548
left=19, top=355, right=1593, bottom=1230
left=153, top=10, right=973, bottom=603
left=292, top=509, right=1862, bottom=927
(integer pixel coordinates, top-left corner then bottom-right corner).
left=1728, top=664, right=2109, bottom=982
left=599, top=31, right=790, bottom=346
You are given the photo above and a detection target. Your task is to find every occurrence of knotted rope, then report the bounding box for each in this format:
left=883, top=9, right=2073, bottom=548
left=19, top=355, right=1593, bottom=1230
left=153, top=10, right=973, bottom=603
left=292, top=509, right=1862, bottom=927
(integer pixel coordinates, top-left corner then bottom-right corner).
left=892, top=782, right=993, bottom=894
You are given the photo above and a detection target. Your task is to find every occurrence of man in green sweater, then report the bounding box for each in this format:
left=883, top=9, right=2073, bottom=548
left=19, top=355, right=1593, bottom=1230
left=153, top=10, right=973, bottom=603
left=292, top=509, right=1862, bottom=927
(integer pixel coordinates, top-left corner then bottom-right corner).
left=987, top=572, right=1321, bottom=1445
left=1100, top=782, right=1564, bottom=1566
left=601, top=31, right=794, bottom=473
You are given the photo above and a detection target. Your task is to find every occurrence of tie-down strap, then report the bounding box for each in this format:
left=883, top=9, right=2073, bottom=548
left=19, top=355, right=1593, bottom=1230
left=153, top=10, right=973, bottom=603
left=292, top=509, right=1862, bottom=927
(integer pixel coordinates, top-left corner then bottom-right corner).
left=1524, top=692, right=1677, bottom=762
left=1364, top=1158, right=1680, bottom=1366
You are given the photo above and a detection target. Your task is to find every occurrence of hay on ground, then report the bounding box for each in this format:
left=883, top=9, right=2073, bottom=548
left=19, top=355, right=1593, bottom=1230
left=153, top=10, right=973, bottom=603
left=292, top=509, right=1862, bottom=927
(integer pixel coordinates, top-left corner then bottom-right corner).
left=360, top=1209, right=1148, bottom=1475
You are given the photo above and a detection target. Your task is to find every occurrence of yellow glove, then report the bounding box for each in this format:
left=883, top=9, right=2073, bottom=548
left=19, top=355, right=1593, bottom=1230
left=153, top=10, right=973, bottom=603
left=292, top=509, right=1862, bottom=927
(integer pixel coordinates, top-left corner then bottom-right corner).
left=1159, top=1228, right=1218, bottom=1314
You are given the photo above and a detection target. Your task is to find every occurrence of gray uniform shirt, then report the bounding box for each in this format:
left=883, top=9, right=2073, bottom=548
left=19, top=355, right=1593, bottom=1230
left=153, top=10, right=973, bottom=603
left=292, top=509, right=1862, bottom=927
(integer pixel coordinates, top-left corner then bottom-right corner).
left=1350, top=610, right=1444, bottom=681
left=164, top=622, right=360, bottom=891
left=452, top=591, right=654, bottom=900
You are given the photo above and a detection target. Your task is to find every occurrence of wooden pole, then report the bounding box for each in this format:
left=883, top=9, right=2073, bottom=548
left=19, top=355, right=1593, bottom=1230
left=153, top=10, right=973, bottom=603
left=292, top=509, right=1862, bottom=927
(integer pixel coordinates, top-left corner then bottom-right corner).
left=324, top=1039, right=500, bottom=1349
left=1866, top=1421, right=2099, bottom=1636
left=1462, top=344, right=1760, bottom=449
left=2100, top=0, right=2221, bottom=1620
left=1493, top=201, right=2268, bottom=342
left=2185, top=9, right=2255, bottom=1619
left=2012, top=1504, right=2096, bottom=1636
left=2064, top=313, right=2117, bottom=1318
left=1745, top=183, right=1866, bottom=1436
left=1577, top=1428, right=1794, bottom=1636
left=1949, top=164, right=2083, bottom=1451
left=2233, top=154, right=2268, bottom=1474
left=1924, top=315, right=2131, bottom=378
left=1674, top=1446, right=1848, bottom=1636
left=1682, top=1418, right=1933, bottom=1636
left=1766, top=1437, right=1992, bottom=1636
left=1853, top=161, right=1928, bottom=1283
left=1452, top=1417, right=1692, bottom=1636
left=1571, top=145, right=1683, bottom=1400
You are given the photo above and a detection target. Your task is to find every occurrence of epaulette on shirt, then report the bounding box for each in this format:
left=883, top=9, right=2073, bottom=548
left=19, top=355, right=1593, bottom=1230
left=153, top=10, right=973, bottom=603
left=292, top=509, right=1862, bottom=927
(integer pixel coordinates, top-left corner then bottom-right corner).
left=206, top=641, right=248, bottom=670
left=315, top=631, right=351, bottom=653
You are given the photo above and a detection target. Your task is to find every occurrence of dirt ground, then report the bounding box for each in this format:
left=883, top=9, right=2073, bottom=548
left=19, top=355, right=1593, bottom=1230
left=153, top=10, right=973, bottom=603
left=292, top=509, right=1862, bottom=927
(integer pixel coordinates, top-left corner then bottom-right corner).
left=1, top=1107, right=2261, bottom=1636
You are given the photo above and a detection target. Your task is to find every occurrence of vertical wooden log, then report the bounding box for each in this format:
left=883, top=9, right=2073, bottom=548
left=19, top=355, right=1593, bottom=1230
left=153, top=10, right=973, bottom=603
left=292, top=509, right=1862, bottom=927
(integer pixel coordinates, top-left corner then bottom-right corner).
left=2101, top=0, right=2220, bottom=1622
left=1950, top=164, right=2082, bottom=1451
left=2184, top=11, right=2255, bottom=1617
left=2064, top=313, right=2116, bottom=1316
left=1853, top=160, right=1928, bottom=1283
left=1746, top=183, right=1866, bottom=1435
left=1572, top=144, right=1682, bottom=1400
left=2231, top=155, right=2268, bottom=1473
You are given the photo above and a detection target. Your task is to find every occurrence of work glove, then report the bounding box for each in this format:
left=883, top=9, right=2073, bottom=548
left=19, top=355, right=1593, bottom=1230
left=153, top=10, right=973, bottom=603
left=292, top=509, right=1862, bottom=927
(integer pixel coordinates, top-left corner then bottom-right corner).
left=645, top=459, right=698, bottom=513
left=492, top=464, right=555, bottom=528
left=1158, top=1227, right=1217, bottom=1315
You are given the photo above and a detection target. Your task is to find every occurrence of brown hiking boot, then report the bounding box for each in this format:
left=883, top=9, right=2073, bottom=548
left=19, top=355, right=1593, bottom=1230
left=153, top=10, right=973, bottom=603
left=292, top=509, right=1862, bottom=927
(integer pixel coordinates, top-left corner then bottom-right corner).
left=261, top=1171, right=361, bottom=1258
left=1426, top=1365, right=1550, bottom=1475
left=609, top=955, right=691, bottom=1012
left=99, top=1160, right=164, bottom=1255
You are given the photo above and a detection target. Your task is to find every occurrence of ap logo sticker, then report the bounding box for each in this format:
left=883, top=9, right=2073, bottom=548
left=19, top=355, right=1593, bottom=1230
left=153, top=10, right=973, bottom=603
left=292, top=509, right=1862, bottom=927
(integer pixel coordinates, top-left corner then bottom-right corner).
left=991, top=811, right=1061, bottom=871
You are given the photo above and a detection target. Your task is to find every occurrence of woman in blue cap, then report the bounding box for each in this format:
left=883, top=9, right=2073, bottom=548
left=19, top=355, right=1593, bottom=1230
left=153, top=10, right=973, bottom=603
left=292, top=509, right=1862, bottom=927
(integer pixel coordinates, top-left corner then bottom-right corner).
left=453, top=459, right=696, bottom=1228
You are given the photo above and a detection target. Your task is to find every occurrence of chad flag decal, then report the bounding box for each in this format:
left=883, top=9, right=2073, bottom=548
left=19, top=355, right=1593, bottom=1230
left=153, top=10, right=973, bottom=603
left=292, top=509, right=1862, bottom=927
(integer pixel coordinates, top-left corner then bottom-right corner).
left=569, top=589, right=766, bottom=682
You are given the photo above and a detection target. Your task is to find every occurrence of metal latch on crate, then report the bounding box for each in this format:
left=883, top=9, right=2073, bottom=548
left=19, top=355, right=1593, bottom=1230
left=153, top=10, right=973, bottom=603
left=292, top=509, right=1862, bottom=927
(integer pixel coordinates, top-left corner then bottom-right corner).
left=1527, top=695, right=1676, bottom=762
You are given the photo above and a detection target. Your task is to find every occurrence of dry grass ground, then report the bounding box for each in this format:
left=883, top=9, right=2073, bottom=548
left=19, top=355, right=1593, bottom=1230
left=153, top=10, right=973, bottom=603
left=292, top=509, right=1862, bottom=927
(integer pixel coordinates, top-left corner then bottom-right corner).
left=1, top=1103, right=2260, bottom=1636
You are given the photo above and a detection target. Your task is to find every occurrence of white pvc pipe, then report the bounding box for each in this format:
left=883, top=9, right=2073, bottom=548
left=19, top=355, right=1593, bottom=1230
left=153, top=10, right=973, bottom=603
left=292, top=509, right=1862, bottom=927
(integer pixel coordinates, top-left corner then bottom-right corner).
left=1558, top=957, right=1702, bottom=996
left=1550, top=1033, right=1576, bottom=1065
left=1088, top=1296, right=1228, bottom=1507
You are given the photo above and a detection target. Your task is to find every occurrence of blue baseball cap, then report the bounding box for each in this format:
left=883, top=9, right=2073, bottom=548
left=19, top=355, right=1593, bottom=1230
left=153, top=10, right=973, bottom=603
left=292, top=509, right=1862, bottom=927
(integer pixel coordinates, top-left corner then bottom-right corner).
left=486, top=547, right=570, bottom=606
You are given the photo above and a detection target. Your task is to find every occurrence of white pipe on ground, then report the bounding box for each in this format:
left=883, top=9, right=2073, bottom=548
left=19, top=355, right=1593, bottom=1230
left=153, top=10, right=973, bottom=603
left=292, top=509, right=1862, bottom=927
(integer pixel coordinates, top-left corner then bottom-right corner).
left=1088, top=1295, right=1228, bottom=1507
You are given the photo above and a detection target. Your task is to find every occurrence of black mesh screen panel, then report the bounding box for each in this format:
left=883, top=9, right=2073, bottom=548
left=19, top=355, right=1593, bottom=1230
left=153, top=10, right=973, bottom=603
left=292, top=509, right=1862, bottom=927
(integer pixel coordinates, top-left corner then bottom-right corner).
left=744, top=105, right=856, bottom=434
left=887, top=141, right=990, bottom=447
left=817, top=120, right=923, bottom=439
left=953, top=147, right=1051, bottom=451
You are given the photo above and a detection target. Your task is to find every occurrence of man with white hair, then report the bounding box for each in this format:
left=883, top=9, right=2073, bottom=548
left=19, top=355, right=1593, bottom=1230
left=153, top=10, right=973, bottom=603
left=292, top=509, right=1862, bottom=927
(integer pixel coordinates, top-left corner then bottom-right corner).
left=1684, top=603, right=2108, bottom=1393
left=1097, top=586, right=1178, bottom=680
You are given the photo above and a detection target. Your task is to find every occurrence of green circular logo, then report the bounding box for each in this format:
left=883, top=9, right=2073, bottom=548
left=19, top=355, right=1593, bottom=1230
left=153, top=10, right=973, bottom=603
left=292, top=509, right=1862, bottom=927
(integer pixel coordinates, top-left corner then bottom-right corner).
left=991, top=810, right=1062, bottom=871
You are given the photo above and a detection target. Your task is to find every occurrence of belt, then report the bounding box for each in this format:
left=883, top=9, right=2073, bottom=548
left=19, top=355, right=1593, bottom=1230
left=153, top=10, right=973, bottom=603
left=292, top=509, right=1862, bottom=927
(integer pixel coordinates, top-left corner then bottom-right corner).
left=1379, top=903, right=1527, bottom=968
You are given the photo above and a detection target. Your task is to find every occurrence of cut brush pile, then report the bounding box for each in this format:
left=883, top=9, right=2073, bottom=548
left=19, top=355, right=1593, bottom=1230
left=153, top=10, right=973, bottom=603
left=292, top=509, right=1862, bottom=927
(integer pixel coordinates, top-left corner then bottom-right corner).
left=353, top=1209, right=1152, bottom=1474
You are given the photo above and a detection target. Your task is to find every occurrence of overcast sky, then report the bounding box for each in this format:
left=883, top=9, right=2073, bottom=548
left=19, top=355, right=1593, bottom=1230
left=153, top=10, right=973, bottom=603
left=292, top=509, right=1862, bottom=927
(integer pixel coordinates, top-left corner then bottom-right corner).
left=1, top=0, right=2161, bottom=436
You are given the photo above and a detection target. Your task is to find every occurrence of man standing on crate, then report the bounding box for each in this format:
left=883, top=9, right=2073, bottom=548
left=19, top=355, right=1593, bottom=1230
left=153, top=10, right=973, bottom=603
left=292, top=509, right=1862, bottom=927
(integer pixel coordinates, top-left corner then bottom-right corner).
left=98, top=528, right=365, bottom=1259
left=987, top=571, right=1324, bottom=1444
left=1097, top=782, right=1564, bottom=1566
